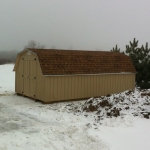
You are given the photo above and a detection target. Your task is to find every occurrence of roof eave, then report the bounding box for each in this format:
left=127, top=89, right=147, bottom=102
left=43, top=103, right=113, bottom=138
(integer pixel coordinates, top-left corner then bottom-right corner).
left=43, top=72, right=136, bottom=76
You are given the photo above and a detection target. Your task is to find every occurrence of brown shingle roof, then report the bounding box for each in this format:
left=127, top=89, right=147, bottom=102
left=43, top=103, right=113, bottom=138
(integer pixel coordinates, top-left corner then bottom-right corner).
left=29, top=49, right=136, bottom=75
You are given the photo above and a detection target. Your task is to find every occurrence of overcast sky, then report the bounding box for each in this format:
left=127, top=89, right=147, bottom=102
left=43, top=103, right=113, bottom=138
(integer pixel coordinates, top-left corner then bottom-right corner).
left=1, top=0, right=150, bottom=51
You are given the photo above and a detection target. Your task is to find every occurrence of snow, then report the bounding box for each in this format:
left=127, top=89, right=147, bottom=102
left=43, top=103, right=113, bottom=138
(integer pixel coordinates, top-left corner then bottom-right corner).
left=0, top=64, right=15, bottom=93
left=0, top=64, right=150, bottom=150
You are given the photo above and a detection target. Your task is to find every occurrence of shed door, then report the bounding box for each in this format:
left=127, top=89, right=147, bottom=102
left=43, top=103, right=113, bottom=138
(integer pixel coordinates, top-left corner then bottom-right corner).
left=22, top=57, right=36, bottom=98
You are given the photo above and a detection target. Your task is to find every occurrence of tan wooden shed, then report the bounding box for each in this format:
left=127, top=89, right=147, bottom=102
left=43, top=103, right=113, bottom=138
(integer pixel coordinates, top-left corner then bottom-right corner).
left=13, top=49, right=136, bottom=103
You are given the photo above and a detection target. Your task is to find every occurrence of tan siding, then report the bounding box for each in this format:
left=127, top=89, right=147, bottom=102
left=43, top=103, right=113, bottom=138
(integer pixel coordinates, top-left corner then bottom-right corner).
left=80, top=76, right=83, bottom=97
left=121, top=74, right=124, bottom=91
left=126, top=75, right=129, bottom=89
left=54, top=77, right=58, bottom=100
left=60, top=77, right=65, bottom=99
left=107, top=75, right=111, bottom=95
left=116, top=75, right=118, bottom=92
left=93, top=76, right=96, bottom=95
left=115, top=75, right=118, bottom=92
left=35, top=59, right=45, bottom=101
left=103, top=75, right=105, bottom=94
left=101, top=75, right=105, bottom=95
left=74, top=76, right=78, bottom=98
left=118, top=74, right=120, bottom=91
left=42, top=73, right=135, bottom=102
left=120, top=74, right=122, bottom=91
left=71, top=76, right=75, bottom=99
left=78, top=76, right=81, bottom=97
left=124, top=74, right=127, bottom=91
left=109, top=75, right=113, bottom=94
left=82, top=76, right=86, bottom=97
left=114, top=75, right=117, bottom=93
left=57, top=76, right=62, bottom=100
left=110, top=75, right=115, bottom=93
left=15, top=51, right=46, bottom=100
left=91, top=76, right=94, bottom=96
left=68, top=76, right=72, bottom=99
left=100, top=75, right=102, bottom=95
left=48, top=77, right=54, bottom=101
left=97, top=75, right=100, bottom=96
left=65, top=76, right=69, bottom=99
left=88, top=76, right=91, bottom=97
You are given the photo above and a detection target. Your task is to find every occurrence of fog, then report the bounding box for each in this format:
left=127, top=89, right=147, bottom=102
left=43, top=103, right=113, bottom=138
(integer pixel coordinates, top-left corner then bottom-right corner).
left=1, top=0, right=150, bottom=52
left=0, top=50, right=18, bottom=64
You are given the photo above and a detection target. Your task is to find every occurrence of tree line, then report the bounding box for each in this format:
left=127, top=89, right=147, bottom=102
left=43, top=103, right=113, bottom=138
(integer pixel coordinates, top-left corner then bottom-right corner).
left=0, top=50, right=18, bottom=65
left=111, top=38, right=150, bottom=89
left=0, top=40, right=45, bottom=65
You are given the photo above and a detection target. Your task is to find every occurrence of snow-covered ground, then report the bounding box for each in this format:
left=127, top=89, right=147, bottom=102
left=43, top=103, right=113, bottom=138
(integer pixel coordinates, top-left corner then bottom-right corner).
left=0, top=64, right=150, bottom=150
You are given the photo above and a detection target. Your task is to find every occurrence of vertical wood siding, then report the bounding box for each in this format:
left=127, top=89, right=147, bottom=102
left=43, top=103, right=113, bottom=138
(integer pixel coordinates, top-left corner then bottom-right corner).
left=15, top=52, right=36, bottom=96
left=44, top=73, right=135, bottom=102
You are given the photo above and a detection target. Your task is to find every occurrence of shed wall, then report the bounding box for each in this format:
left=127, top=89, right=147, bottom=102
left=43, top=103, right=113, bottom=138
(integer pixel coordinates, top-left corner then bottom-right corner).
left=43, top=73, right=135, bottom=102
left=15, top=51, right=45, bottom=100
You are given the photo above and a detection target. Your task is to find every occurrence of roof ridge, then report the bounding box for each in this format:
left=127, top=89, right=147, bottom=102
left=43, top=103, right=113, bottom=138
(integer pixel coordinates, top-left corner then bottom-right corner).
left=28, top=48, right=121, bottom=53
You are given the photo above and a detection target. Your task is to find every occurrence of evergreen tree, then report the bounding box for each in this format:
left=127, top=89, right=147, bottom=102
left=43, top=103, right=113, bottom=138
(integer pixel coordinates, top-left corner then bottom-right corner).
left=126, top=38, right=150, bottom=89
left=111, top=45, right=120, bottom=52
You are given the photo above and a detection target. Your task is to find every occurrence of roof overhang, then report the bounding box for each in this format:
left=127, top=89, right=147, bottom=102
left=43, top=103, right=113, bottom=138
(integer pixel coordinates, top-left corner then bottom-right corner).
left=43, top=72, right=136, bottom=77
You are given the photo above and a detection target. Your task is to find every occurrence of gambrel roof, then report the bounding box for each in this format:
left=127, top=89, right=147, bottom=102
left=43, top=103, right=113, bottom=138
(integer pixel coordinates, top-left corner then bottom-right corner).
left=26, top=49, right=136, bottom=75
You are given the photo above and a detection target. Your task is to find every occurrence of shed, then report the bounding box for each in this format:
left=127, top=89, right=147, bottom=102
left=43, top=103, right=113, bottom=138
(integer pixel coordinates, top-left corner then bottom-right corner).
left=13, top=49, right=136, bottom=103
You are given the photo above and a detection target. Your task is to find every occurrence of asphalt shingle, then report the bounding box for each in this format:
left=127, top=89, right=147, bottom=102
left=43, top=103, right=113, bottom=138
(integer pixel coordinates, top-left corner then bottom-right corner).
left=29, top=49, right=136, bottom=75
